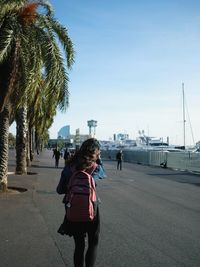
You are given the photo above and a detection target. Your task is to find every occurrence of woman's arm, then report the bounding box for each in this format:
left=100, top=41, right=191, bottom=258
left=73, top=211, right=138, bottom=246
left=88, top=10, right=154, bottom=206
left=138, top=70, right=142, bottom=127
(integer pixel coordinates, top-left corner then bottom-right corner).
left=92, top=162, right=107, bottom=180
left=56, top=166, right=72, bottom=194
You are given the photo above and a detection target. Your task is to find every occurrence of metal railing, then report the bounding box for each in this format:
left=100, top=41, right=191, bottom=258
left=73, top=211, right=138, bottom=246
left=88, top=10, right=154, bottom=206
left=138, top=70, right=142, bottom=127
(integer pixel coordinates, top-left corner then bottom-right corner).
left=101, top=149, right=200, bottom=173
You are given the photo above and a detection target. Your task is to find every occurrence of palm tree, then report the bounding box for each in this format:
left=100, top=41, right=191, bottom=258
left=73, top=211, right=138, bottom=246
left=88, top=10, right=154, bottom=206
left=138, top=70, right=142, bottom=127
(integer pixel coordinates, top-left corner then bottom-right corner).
left=0, top=106, right=10, bottom=192
left=0, top=0, right=74, bottom=190
left=28, top=79, right=58, bottom=157
left=15, top=105, right=28, bottom=174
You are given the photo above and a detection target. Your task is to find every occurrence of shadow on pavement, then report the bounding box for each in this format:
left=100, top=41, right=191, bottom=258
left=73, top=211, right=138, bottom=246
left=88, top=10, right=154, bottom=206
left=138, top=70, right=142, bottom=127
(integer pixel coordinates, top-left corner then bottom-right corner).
left=148, top=172, right=200, bottom=187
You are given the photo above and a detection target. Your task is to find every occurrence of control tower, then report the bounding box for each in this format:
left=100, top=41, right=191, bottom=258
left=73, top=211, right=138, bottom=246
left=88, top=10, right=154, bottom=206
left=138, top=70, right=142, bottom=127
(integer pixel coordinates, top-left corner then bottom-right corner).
left=87, top=120, right=97, bottom=137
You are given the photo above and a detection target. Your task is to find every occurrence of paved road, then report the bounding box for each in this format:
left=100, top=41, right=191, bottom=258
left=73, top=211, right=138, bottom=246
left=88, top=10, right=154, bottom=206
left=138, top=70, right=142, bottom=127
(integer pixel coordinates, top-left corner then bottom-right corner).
left=1, top=150, right=200, bottom=267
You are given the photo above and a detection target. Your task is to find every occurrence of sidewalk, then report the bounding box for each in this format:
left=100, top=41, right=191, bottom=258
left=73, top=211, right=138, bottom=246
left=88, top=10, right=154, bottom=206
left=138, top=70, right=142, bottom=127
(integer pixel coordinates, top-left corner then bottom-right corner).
left=0, top=149, right=70, bottom=267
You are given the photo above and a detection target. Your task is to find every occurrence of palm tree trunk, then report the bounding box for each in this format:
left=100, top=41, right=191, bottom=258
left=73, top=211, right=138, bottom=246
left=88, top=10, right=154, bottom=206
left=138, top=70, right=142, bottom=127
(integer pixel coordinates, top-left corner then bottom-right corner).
left=35, top=130, right=40, bottom=155
left=0, top=105, right=10, bottom=192
left=15, top=106, right=27, bottom=175
left=29, top=124, right=34, bottom=162
left=26, top=127, right=31, bottom=167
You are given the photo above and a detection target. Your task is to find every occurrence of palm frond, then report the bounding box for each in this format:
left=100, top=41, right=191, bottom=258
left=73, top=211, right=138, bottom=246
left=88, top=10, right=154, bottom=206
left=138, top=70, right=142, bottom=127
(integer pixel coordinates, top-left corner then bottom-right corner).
left=37, top=0, right=53, bottom=17
left=35, top=15, right=73, bottom=110
left=16, top=28, right=43, bottom=106
left=50, top=19, right=75, bottom=69
left=0, top=0, right=26, bottom=15
left=41, top=16, right=75, bottom=69
left=33, top=91, right=57, bottom=136
left=0, top=28, right=14, bottom=63
left=35, top=26, right=70, bottom=108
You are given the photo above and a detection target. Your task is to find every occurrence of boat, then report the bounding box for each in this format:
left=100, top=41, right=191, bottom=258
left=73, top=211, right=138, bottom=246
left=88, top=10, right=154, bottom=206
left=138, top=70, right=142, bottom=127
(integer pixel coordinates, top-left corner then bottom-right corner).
left=134, top=130, right=184, bottom=152
left=100, top=134, right=183, bottom=152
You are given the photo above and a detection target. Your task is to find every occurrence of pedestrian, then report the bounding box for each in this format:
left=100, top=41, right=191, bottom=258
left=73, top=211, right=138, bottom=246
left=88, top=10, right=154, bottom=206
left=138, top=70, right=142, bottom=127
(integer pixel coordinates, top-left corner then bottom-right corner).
left=60, top=149, right=64, bottom=158
left=56, top=138, right=106, bottom=267
left=53, top=148, right=61, bottom=168
left=116, top=150, right=123, bottom=170
left=64, top=148, right=71, bottom=165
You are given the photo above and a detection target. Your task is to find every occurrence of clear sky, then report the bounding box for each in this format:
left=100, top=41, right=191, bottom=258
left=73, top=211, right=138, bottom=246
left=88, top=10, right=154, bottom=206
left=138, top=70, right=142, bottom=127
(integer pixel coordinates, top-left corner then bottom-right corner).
left=11, top=0, right=200, bottom=146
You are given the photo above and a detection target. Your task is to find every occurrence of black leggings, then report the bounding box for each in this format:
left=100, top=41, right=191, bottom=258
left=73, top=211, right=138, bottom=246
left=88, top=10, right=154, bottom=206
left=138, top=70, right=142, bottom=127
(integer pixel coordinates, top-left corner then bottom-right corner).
left=73, top=229, right=99, bottom=267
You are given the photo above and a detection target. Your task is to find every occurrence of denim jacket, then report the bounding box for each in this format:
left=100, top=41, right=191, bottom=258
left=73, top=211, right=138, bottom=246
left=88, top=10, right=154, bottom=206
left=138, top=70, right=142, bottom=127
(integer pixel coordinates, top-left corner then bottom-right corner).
left=56, top=160, right=106, bottom=195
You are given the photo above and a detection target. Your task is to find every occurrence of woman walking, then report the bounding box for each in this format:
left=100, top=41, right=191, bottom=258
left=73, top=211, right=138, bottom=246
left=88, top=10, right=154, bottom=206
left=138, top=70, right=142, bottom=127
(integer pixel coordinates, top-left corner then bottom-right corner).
left=56, top=138, right=106, bottom=267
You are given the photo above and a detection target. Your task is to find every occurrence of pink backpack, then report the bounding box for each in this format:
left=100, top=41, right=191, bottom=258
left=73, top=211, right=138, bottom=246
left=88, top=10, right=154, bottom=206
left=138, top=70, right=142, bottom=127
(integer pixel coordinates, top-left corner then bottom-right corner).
left=66, top=163, right=97, bottom=222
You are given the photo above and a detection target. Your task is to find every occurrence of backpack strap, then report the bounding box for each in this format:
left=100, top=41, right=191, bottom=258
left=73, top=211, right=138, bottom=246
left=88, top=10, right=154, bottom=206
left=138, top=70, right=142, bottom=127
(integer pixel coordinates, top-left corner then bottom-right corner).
left=70, top=162, right=97, bottom=175
left=85, top=162, right=97, bottom=175
left=85, top=163, right=97, bottom=190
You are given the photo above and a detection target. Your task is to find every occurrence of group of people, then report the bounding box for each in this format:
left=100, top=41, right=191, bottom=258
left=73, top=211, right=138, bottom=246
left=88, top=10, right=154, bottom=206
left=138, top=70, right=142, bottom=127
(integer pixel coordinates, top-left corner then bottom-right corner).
left=56, top=140, right=123, bottom=267
left=52, top=148, right=75, bottom=168
left=53, top=146, right=124, bottom=171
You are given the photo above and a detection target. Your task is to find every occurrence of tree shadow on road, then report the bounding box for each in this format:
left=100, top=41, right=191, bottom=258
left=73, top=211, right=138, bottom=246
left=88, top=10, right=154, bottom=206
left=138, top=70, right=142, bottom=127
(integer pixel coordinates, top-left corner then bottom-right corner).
left=31, top=164, right=63, bottom=170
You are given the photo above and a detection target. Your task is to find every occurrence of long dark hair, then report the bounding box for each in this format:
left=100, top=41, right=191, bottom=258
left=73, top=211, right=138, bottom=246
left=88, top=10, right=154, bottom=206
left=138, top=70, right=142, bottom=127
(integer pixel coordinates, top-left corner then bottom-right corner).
left=68, top=138, right=100, bottom=170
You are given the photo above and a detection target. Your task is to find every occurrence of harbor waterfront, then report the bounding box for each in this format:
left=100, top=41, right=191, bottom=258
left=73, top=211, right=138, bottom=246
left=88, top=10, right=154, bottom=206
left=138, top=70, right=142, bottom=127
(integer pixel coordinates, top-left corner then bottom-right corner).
left=101, top=149, right=200, bottom=173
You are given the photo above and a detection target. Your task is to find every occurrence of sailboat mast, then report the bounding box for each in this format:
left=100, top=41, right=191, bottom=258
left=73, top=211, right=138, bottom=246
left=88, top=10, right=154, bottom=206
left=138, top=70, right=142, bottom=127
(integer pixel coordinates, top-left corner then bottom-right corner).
left=182, top=82, right=186, bottom=149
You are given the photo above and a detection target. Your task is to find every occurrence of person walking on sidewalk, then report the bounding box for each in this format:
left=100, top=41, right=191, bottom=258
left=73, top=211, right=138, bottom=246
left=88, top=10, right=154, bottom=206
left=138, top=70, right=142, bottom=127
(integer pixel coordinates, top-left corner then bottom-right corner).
left=116, top=150, right=123, bottom=170
left=53, top=148, right=61, bottom=168
left=64, top=148, right=71, bottom=165
left=56, top=138, right=106, bottom=267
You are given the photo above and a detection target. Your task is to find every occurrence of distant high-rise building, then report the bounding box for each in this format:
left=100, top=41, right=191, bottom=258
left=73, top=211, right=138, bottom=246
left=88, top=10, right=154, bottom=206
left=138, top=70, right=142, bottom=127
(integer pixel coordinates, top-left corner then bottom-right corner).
left=114, top=133, right=129, bottom=141
left=57, top=125, right=70, bottom=139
